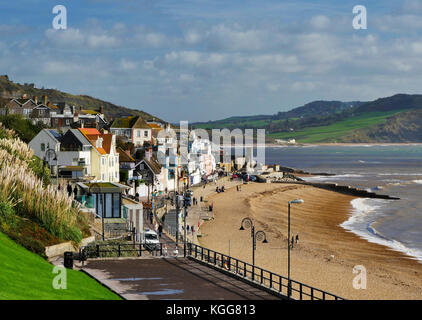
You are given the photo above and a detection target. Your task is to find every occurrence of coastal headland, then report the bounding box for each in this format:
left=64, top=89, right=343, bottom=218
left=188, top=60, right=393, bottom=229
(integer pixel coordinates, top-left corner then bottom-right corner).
left=198, top=182, right=422, bottom=300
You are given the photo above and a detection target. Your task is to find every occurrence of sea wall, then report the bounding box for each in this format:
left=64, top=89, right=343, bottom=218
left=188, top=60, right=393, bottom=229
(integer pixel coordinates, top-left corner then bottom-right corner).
left=278, top=181, right=400, bottom=200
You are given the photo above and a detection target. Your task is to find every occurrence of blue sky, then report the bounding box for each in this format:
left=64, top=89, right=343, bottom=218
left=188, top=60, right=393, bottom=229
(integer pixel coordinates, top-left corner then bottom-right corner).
left=1, top=0, right=422, bottom=122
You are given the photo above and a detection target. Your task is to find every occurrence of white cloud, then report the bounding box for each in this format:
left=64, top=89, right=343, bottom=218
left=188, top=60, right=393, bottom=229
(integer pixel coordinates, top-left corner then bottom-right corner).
left=309, top=15, right=330, bottom=30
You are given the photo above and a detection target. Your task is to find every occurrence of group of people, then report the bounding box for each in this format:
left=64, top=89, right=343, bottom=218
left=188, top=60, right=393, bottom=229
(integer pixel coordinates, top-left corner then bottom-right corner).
left=290, top=234, right=299, bottom=248
left=192, top=197, right=199, bottom=205
left=64, top=182, right=78, bottom=198
left=182, top=224, right=195, bottom=233
left=216, top=185, right=225, bottom=193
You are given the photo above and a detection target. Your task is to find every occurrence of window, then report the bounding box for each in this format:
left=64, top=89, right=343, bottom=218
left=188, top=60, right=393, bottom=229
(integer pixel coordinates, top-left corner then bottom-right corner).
left=115, top=172, right=118, bottom=179
left=101, top=157, right=106, bottom=166
left=101, top=173, right=105, bottom=181
left=137, top=130, right=141, bottom=137
left=65, top=119, right=70, bottom=125
left=144, top=130, right=149, bottom=137
left=41, top=143, right=45, bottom=151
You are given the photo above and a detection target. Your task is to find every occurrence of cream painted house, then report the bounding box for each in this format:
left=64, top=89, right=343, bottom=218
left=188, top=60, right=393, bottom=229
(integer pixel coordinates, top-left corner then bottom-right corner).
left=79, top=128, right=120, bottom=182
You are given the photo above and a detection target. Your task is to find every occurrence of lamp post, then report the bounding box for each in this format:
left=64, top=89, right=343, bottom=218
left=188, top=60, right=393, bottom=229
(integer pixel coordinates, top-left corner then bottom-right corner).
left=239, top=217, right=268, bottom=269
left=183, top=191, right=189, bottom=257
left=44, top=147, right=58, bottom=185
left=287, top=199, right=304, bottom=298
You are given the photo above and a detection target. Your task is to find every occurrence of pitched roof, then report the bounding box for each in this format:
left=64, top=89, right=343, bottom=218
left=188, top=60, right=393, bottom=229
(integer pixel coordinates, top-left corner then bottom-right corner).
left=148, top=123, right=164, bottom=131
left=139, top=157, right=162, bottom=175
left=81, top=109, right=100, bottom=115
left=111, top=116, right=151, bottom=129
left=117, top=147, right=135, bottom=162
left=68, top=129, right=92, bottom=146
left=78, top=128, right=114, bottom=155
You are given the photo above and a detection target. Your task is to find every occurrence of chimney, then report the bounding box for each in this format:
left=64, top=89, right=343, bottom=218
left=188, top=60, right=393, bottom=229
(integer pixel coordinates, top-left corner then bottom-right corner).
left=145, top=146, right=152, bottom=161
left=42, top=95, right=47, bottom=105
left=33, top=96, right=38, bottom=104
left=22, top=94, right=27, bottom=99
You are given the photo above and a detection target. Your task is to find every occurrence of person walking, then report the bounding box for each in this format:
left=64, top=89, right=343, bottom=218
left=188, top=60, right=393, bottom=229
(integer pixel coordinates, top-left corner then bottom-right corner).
left=73, top=185, right=78, bottom=198
left=296, top=234, right=299, bottom=245
left=158, top=225, right=163, bottom=238
left=67, top=182, right=72, bottom=197
left=149, top=211, right=153, bottom=224
left=291, top=236, right=295, bottom=249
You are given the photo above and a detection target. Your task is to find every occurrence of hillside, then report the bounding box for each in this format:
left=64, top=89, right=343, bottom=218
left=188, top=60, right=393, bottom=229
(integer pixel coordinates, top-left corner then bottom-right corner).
left=194, top=94, right=422, bottom=143
left=0, top=232, right=120, bottom=299
left=0, top=75, right=164, bottom=122
left=340, top=108, right=422, bottom=143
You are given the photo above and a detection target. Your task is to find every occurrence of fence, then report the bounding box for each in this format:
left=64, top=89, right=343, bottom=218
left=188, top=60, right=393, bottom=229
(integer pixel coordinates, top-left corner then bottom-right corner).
left=79, top=242, right=164, bottom=261
left=186, top=242, right=345, bottom=301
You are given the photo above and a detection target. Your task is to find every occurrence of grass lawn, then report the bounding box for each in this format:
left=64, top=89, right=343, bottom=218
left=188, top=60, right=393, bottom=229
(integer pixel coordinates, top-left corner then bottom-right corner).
left=268, top=111, right=402, bottom=143
left=0, top=232, right=121, bottom=300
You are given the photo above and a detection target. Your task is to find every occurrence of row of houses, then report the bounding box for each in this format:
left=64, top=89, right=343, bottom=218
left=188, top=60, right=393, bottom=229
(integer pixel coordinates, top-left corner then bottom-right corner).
left=1, top=94, right=221, bottom=230
left=0, top=95, right=107, bottom=130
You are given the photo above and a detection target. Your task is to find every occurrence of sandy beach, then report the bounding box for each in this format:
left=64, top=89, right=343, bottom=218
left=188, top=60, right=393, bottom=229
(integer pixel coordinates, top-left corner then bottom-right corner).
left=198, top=182, right=422, bottom=299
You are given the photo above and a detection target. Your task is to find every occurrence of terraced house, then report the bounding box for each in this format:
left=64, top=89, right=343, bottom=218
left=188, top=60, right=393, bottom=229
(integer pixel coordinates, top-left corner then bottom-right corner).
left=0, top=94, right=107, bottom=130
left=110, top=116, right=152, bottom=147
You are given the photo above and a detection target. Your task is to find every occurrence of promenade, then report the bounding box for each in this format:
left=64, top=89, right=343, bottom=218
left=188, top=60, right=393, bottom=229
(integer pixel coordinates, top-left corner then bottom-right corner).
left=82, top=257, right=280, bottom=300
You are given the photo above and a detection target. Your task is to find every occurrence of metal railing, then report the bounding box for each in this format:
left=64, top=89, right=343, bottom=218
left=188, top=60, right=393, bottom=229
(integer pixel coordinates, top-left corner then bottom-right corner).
left=79, top=243, right=164, bottom=261
left=186, top=242, right=345, bottom=301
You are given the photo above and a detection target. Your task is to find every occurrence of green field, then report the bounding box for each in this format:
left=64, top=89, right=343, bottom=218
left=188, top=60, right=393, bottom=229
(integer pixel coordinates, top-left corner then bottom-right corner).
left=268, top=111, right=401, bottom=143
left=194, top=119, right=270, bottom=129
left=0, top=232, right=121, bottom=300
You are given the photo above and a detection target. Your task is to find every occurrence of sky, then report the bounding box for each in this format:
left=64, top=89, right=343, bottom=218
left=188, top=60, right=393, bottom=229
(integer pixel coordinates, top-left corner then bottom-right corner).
left=1, top=0, right=422, bottom=122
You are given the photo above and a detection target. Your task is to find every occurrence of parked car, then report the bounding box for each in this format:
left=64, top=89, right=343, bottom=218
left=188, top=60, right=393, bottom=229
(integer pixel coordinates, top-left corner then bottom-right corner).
left=143, top=229, right=160, bottom=251
left=249, top=175, right=257, bottom=182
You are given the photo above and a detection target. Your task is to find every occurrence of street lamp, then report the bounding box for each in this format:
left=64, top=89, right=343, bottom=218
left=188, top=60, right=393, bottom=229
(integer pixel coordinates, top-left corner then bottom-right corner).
left=239, top=217, right=268, bottom=268
left=287, top=199, right=304, bottom=298
left=182, top=191, right=190, bottom=257
left=44, top=147, right=58, bottom=185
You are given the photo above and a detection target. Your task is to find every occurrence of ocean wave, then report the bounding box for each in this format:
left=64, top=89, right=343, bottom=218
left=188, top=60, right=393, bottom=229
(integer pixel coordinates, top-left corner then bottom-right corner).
left=340, top=198, right=422, bottom=262
left=303, top=174, right=364, bottom=182
left=358, top=160, right=382, bottom=164
left=377, top=173, right=422, bottom=176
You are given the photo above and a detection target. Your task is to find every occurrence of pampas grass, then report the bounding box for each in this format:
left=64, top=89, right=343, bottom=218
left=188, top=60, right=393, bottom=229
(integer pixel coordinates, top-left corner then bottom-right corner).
left=0, top=129, right=83, bottom=243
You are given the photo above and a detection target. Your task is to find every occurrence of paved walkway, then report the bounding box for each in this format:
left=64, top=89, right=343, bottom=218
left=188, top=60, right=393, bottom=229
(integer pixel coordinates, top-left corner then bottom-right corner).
left=82, top=257, right=280, bottom=300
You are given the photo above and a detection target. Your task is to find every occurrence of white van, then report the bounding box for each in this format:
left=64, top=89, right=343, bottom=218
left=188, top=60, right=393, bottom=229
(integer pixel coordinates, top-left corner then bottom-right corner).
left=143, top=229, right=160, bottom=250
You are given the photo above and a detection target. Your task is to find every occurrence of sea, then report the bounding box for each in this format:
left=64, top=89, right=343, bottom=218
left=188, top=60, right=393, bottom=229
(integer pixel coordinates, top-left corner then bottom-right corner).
left=265, top=144, right=422, bottom=263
